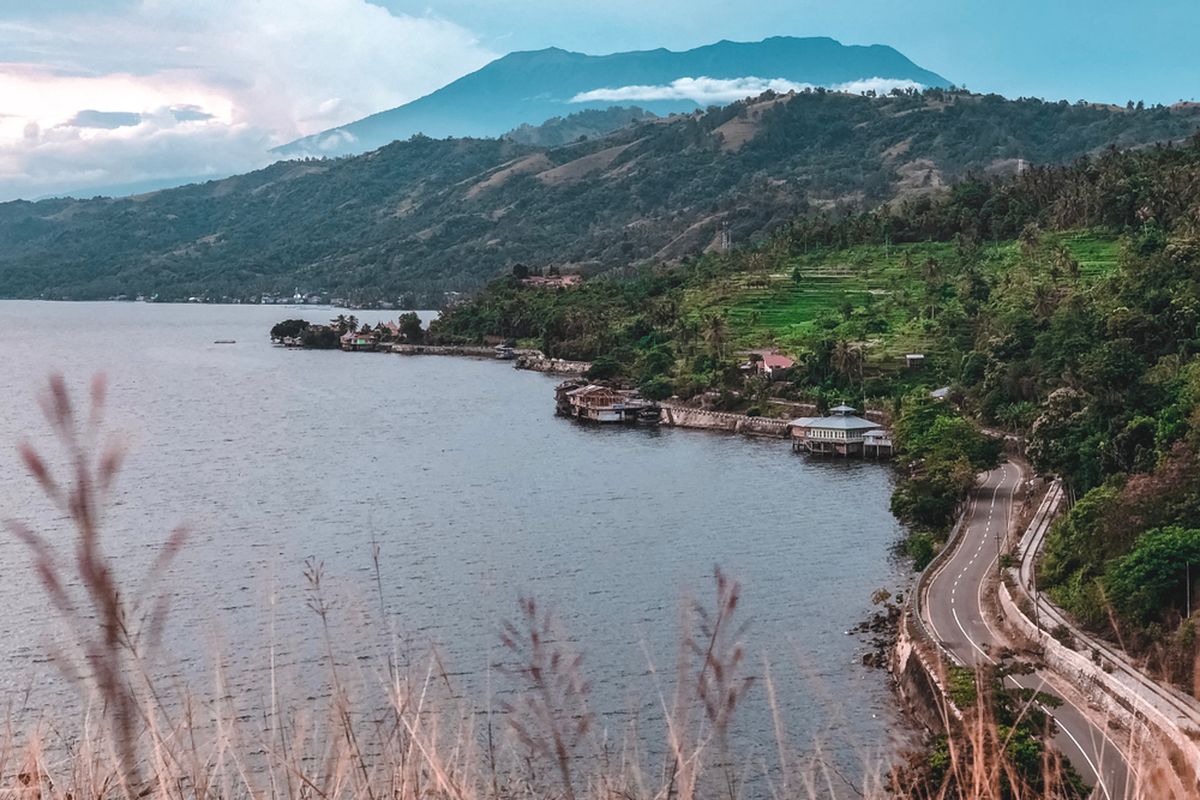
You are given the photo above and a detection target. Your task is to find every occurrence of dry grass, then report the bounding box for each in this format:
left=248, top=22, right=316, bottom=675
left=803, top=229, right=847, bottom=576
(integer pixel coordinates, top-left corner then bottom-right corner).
left=0, top=375, right=1188, bottom=799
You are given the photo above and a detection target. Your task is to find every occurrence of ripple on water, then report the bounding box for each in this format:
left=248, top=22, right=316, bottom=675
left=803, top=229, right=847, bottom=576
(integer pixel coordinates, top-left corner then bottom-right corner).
left=0, top=300, right=914, bottom=774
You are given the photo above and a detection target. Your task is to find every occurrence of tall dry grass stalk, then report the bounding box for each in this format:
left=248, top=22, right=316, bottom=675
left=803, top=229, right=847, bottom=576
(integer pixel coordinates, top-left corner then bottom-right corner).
left=0, top=375, right=1187, bottom=799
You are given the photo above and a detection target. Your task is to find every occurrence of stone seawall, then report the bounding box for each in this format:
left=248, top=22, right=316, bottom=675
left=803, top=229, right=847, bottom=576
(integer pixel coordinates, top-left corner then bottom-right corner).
left=658, top=404, right=790, bottom=437
left=514, top=354, right=592, bottom=375
left=387, top=344, right=591, bottom=376
left=391, top=344, right=498, bottom=357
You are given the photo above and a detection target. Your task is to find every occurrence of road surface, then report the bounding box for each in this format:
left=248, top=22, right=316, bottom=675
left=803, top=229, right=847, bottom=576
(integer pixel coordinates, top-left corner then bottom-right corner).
left=921, top=462, right=1131, bottom=798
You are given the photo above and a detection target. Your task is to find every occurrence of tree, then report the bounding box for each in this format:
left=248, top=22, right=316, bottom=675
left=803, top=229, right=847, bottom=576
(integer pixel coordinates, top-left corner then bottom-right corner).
left=890, top=457, right=978, bottom=530
left=701, top=312, right=728, bottom=359
left=398, top=312, right=424, bottom=343
left=1105, top=527, right=1200, bottom=624
left=512, top=263, right=530, bottom=280
left=270, top=319, right=310, bottom=341
left=830, top=339, right=862, bottom=384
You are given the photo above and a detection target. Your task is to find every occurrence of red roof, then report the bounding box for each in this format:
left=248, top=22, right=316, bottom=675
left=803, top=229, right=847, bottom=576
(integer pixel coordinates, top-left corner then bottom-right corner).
left=762, top=354, right=795, bottom=369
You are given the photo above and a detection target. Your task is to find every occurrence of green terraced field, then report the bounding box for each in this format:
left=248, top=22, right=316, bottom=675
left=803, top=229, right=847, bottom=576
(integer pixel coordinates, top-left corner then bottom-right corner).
left=684, top=230, right=1121, bottom=371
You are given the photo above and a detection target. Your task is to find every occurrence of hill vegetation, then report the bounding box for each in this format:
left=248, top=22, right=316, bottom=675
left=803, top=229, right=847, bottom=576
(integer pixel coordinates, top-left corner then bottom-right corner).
left=503, top=106, right=658, bottom=147
left=433, top=134, right=1200, bottom=686
left=3, top=89, right=1200, bottom=303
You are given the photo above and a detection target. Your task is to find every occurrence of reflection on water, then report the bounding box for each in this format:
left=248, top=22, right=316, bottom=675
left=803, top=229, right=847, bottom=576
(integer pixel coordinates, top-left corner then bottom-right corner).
left=0, top=300, right=913, bottom=773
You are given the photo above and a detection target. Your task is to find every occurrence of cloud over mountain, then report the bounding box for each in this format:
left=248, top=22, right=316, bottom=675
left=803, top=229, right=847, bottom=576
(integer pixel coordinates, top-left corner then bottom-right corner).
left=570, top=76, right=927, bottom=104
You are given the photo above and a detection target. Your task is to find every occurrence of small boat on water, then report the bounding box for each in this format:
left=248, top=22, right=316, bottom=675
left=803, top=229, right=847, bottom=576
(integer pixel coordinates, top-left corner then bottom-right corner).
left=213, top=340, right=237, bottom=344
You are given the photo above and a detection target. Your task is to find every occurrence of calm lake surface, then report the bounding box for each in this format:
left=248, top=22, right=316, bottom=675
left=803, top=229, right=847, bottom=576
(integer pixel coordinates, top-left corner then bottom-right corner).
left=0, top=300, right=912, bottom=777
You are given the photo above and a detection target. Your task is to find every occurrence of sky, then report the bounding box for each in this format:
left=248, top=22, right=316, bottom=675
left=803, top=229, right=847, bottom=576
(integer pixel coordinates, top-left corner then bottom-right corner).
left=0, top=0, right=1197, bottom=201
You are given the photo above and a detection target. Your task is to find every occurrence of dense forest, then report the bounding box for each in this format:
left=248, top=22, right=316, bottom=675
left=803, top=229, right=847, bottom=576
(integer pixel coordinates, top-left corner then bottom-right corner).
left=433, top=134, right=1200, bottom=685
left=3, top=89, right=1200, bottom=302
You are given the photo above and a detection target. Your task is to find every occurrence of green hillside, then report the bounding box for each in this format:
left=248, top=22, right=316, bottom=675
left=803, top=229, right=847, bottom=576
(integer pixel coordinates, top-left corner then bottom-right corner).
left=2, top=89, right=1198, bottom=303
left=435, top=133, right=1200, bottom=688
left=687, top=231, right=1119, bottom=355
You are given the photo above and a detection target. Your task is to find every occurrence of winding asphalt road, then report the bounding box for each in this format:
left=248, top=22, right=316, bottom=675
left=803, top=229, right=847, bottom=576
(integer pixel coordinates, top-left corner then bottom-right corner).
left=920, top=462, right=1132, bottom=799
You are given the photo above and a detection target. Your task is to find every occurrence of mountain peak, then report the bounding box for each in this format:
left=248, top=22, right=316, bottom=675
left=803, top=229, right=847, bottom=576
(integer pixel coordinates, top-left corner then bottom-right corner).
left=276, top=36, right=951, bottom=158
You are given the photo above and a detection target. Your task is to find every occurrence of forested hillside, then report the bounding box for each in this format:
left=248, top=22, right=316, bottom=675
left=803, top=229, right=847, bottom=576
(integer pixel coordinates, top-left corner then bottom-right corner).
left=3, top=89, right=1200, bottom=303
left=434, top=134, right=1200, bottom=685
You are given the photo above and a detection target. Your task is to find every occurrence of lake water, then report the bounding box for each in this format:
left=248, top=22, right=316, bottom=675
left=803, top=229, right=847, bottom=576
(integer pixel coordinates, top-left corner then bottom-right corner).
left=0, top=300, right=913, bottom=782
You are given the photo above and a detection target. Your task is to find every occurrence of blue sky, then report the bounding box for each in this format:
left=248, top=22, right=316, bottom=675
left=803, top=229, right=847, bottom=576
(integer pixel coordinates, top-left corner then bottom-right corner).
left=388, top=0, right=1199, bottom=106
left=0, top=0, right=1196, bottom=200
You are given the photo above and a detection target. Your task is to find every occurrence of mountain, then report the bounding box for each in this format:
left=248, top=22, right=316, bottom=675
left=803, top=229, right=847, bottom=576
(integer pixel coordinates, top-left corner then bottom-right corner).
left=276, top=36, right=952, bottom=157
left=3, top=89, right=1199, bottom=303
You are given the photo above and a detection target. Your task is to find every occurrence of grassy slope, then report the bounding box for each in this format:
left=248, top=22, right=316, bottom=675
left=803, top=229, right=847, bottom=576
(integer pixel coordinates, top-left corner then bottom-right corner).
left=684, top=230, right=1119, bottom=372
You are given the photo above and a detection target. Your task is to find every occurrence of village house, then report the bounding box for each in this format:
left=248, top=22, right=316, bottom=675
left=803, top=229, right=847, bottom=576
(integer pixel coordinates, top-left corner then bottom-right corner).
left=340, top=329, right=378, bottom=351
left=555, top=382, right=656, bottom=423
left=739, top=350, right=796, bottom=379
left=789, top=404, right=891, bottom=457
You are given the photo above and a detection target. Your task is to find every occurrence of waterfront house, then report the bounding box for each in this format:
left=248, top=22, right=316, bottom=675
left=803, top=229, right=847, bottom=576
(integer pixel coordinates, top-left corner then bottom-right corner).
left=557, top=383, right=655, bottom=423
left=862, top=429, right=894, bottom=458
left=789, top=405, right=888, bottom=456
left=340, top=330, right=378, bottom=351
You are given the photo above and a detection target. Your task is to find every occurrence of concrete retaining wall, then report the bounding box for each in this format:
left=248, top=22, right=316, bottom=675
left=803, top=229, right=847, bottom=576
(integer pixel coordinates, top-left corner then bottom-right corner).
left=658, top=404, right=790, bottom=437
left=1000, top=580, right=1200, bottom=783
left=893, top=609, right=961, bottom=732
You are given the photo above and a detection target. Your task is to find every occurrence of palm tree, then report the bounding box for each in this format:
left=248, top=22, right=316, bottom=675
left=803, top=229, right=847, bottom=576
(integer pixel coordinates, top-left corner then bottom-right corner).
left=1033, top=282, right=1057, bottom=320
left=1019, top=223, right=1041, bottom=257
left=830, top=339, right=862, bottom=383
left=701, top=312, right=728, bottom=359
left=1053, top=244, right=1080, bottom=282
left=922, top=257, right=943, bottom=319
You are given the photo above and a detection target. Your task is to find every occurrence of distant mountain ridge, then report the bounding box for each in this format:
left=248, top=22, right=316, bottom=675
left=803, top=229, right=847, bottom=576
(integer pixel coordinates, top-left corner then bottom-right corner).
left=6, top=88, right=1199, bottom=304
left=277, top=36, right=951, bottom=157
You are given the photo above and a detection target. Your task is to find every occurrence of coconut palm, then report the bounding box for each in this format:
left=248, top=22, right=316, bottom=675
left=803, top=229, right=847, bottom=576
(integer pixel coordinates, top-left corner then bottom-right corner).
left=830, top=339, right=863, bottom=384
left=1033, top=282, right=1057, bottom=320
left=701, top=312, right=728, bottom=359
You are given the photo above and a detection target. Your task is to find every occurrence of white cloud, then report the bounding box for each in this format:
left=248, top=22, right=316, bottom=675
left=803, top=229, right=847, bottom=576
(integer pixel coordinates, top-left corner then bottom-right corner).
left=0, top=0, right=496, bottom=200
left=0, top=112, right=275, bottom=201
left=570, top=75, right=926, bottom=105
left=834, top=77, right=926, bottom=95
